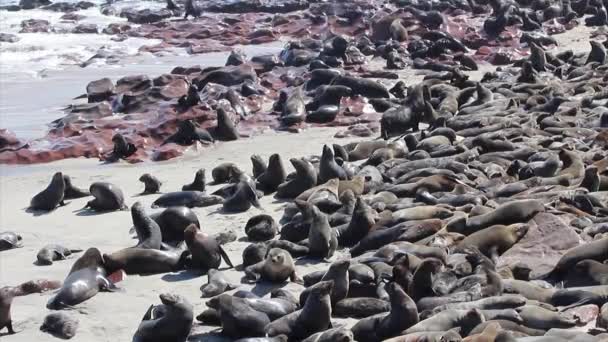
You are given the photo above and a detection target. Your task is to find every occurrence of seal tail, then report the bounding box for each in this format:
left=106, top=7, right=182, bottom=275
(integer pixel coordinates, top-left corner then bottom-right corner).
left=218, top=245, right=234, bottom=268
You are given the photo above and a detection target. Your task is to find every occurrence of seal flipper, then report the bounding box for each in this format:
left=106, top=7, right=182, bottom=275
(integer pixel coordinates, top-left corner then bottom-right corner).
left=289, top=272, right=304, bottom=285
left=218, top=245, right=234, bottom=268
left=98, top=276, right=120, bottom=292
left=141, top=304, right=154, bottom=321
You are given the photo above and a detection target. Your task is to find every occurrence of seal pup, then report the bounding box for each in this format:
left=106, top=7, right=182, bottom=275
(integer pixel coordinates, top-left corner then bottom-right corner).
left=36, top=245, right=82, bottom=266
left=182, top=169, right=206, bottom=192
left=265, top=280, right=334, bottom=340
left=184, top=224, right=233, bottom=271
left=152, top=191, right=223, bottom=208
left=200, top=269, right=237, bottom=298
left=296, top=200, right=337, bottom=259
left=0, top=232, right=23, bottom=251
left=256, top=153, right=287, bottom=194
left=319, top=145, right=348, bottom=184
left=245, top=248, right=302, bottom=283
left=104, top=133, right=137, bottom=162
left=30, top=172, right=66, bottom=211
left=138, top=174, right=162, bottom=195
left=47, top=248, right=117, bottom=309
left=276, top=158, right=317, bottom=199
left=133, top=293, right=193, bottom=342
left=131, top=202, right=162, bottom=249
left=351, top=282, right=419, bottom=342
left=84, top=182, right=127, bottom=212
left=40, top=312, right=78, bottom=339
left=281, top=87, right=306, bottom=126
left=245, top=214, right=278, bottom=241
left=62, top=175, right=89, bottom=199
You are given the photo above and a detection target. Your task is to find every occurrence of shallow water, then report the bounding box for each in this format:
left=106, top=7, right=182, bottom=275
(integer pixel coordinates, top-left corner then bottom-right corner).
left=0, top=0, right=284, bottom=140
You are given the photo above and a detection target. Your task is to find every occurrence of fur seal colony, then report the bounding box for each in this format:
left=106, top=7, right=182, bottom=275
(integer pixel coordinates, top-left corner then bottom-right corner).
left=3, top=0, right=608, bottom=341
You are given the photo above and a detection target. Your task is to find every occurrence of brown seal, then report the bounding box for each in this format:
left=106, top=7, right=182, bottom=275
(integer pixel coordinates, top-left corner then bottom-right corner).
left=276, top=158, right=317, bottom=199
left=351, top=282, right=419, bottom=341
left=139, top=173, right=162, bottom=195
left=133, top=293, right=193, bottom=342
left=84, top=182, right=128, bottom=212
left=182, top=169, right=206, bottom=192
left=40, top=312, right=78, bottom=339
left=454, top=224, right=529, bottom=260
left=265, top=280, right=334, bottom=340
left=30, top=172, right=66, bottom=211
left=184, top=224, right=233, bottom=271
left=245, top=247, right=302, bottom=283
left=296, top=200, right=337, bottom=259
left=62, top=174, right=90, bottom=199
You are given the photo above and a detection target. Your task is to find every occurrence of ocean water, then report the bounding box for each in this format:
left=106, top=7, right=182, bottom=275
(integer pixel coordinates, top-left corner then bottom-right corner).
left=0, top=0, right=284, bottom=140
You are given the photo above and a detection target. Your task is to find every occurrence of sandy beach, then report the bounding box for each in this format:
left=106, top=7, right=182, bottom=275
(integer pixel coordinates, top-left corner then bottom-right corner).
left=0, top=127, right=363, bottom=341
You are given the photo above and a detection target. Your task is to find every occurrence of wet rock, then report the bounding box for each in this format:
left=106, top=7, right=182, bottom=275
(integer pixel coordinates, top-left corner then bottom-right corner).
left=42, top=1, right=95, bottom=12
left=102, top=23, right=131, bottom=35
left=20, top=19, right=52, bottom=33
left=72, top=23, right=98, bottom=34
left=0, top=33, right=20, bottom=43
left=121, top=8, right=173, bottom=24
left=60, top=13, right=86, bottom=21
left=86, top=78, right=115, bottom=103
left=204, top=0, right=309, bottom=13
left=19, top=0, right=50, bottom=10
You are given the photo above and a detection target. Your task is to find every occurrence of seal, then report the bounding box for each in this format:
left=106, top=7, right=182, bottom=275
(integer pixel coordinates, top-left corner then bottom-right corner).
left=539, top=237, right=608, bottom=282
left=280, top=87, right=306, bottom=126
left=133, top=293, right=193, bottom=342
left=302, top=327, right=354, bottom=342
left=47, top=248, right=117, bottom=309
left=151, top=191, right=223, bottom=208
left=40, top=312, right=78, bottom=339
left=0, top=287, right=16, bottom=334
left=181, top=169, right=206, bottom=192
left=242, top=242, right=268, bottom=267
left=574, top=260, right=608, bottom=285
left=404, top=308, right=485, bottom=336
left=131, top=201, right=162, bottom=249
left=296, top=200, right=338, bottom=259
left=382, top=330, right=462, bottom=342
left=223, top=176, right=261, bottom=213
left=265, top=280, right=334, bottom=340
left=184, top=224, right=233, bottom=271
left=334, top=297, right=390, bottom=318
left=351, top=282, right=419, bottom=342
left=84, top=182, right=127, bottom=212
left=319, top=144, right=348, bottom=184
left=409, top=258, right=444, bottom=301
left=245, top=247, right=301, bottom=283
left=256, top=153, right=287, bottom=194
left=200, top=268, right=237, bottom=298
left=336, top=197, right=376, bottom=246
left=300, top=260, right=350, bottom=306
left=104, top=133, right=137, bottom=161
left=162, top=120, right=213, bottom=146
left=0, top=232, right=23, bottom=251
left=245, top=214, right=278, bottom=242
left=149, top=206, right=199, bottom=243
left=516, top=305, right=580, bottom=329
left=36, top=245, right=82, bottom=266
left=30, top=172, right=66, bottom=211
left=212, top=162, right=242, bottom=184
left=251, top=154, right=267, bottom=179
left=448, top=199, right=544, bottom=235
left=62, top=175, right=90, bottom=199
left=183, top=0, right=201, bottom=19
left=454, top=224, right=529, bottom=260
left=139, top=173, right=162, bottom=195
left=207, top=292, right=298, bottom=322
left=212, top=107, right=239, bottom=141
left=215, top=294, right=271, bottom=338
left=276, top=158, right=317, bottom=199
left=103, top=247, right=189, bottom=275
